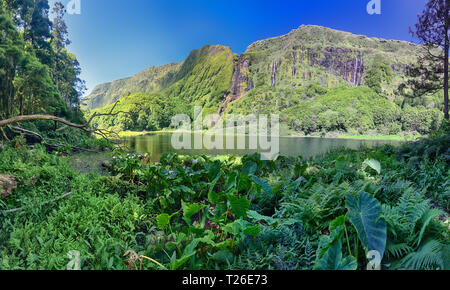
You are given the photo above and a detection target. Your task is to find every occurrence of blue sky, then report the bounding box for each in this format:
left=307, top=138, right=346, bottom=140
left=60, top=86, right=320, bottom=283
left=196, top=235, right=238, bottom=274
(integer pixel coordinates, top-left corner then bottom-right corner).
left=50, top=0, right=428, bottom=95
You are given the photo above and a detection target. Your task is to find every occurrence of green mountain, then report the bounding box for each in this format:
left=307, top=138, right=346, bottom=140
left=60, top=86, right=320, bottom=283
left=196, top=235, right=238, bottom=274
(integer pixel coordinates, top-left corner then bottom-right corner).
left=86, top=25, right=444, bottom=135
left=84, top=62, right=182, bottom=109
left=84, top=45, right=234, bottom=112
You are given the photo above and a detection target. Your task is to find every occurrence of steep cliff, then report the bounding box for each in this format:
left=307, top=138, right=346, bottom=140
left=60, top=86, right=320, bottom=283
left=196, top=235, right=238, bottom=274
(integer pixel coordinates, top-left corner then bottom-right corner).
left=227, top=25, right=419, bottom=98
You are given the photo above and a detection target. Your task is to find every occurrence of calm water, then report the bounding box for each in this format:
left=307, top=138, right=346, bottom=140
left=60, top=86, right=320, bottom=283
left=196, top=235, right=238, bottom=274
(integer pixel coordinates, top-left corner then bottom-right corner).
left=125, top=133, right=404, bottom=162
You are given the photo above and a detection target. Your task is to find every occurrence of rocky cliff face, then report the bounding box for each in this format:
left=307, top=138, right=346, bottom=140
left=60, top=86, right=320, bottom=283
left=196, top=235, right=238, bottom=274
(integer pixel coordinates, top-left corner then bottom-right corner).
left=85, top=25, right=422, bottom=113
left=215, top=25, right=420, bottom=114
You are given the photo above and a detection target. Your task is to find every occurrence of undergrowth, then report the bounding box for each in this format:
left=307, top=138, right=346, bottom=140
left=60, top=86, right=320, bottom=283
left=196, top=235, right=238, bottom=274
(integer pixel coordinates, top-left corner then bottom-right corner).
left=0, top=136, right=448, bottom=270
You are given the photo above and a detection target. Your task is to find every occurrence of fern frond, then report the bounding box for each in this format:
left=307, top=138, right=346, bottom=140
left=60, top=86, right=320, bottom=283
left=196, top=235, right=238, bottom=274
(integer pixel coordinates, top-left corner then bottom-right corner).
left=386, top=242, right=413, bottom=259
left=397, top=239, right=444, bottom=270
left=416, top=208, right=443, bottom=247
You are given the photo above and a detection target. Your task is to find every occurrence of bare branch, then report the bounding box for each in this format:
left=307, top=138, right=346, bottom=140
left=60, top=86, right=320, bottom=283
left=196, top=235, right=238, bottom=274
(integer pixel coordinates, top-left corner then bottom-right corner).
left=0, top=100, right=131, bottom=151
left=1, top=191, right=73, bottom=215
left=0, top=127, right=9, bottom=141
left=8, top=126, right=44, bottom=142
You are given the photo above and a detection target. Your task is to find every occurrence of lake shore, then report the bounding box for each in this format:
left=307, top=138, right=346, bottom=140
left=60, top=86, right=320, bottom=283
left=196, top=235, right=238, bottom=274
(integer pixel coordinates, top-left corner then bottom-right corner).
left=118, top=130, right=420, bottom=141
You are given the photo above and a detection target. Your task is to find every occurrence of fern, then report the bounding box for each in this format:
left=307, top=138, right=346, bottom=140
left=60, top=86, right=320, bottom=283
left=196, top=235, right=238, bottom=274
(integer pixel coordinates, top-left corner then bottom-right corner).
left=386, top=242, right=413, bottom=259
left=383, top=186, right=448, bottom=270
left=416, top=208, right=444, bottom=247
left=396, top=239, right=444, bottom=270
left=303, top=239, right=316, bottom=270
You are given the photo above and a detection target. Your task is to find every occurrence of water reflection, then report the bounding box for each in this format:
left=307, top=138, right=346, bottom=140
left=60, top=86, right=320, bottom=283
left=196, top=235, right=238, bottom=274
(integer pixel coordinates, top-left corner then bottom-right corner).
left=125, top=133, right=404, bottom=162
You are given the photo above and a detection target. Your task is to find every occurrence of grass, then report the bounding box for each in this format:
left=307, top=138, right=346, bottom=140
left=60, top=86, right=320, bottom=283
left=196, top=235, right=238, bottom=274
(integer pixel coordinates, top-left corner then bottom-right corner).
left=336, top=134, right=419, bottom=141
left=119, top=129, right=420, bottom=141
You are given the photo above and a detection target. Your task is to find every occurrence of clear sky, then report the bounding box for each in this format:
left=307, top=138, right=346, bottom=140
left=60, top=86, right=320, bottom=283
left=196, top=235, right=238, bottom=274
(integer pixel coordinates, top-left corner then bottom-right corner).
left=49, top=0, right=428, bottom=96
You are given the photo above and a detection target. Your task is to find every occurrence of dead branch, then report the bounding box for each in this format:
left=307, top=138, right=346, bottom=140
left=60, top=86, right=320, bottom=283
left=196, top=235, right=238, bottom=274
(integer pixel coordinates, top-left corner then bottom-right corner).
left=57, top=100, right=130, bottom=133
left=0, top=100, right=131, bottom=151
left=7, top=125, right=100, bottom=153
left=0, top=100, right=135, bottom=154
left=0, top=127, right=10, bottom=141
left=1, top=191, right=73, bottom=215
left=8, top=125, right=44, bottom=142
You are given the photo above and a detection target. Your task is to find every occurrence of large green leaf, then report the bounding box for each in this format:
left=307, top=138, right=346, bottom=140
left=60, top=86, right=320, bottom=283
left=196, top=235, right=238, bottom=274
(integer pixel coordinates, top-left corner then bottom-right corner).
left=251, top=175, right=272, bottom=195
left=317, top=216, right=345, bottom=259
left=314, top=239, right=357, bottom=270
left=363, top=159, right=381, bottom=174
left=243, top=225, right=261, bottom=237
left=247, top=210, right=277, bottom=225
left=346, top=192, right=387, bottom=259
left=227, top=194, right=250, bottom=218
left=242, top=161, right=257, bottom=175
left=156, top=213, right=171, bottom=230
left=181, top=201, right=205, bottom=224
left=225, top=171, right=238, bottom=191
left=208, top=172, right=222, bottom=204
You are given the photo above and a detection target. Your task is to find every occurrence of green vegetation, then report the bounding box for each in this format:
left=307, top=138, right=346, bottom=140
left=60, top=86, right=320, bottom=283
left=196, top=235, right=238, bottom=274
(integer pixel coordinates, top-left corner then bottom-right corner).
left=1, top=0, right=449, bottom=272
left=365, top=55, right=393, bottom=95
left=227, top=86, right=443, bottom=136
left=1, top=135, right=448, bottom=270
left=87, top=45, right=235, bottom=132
left=89, top=85, right=443, bottom=138
left=0, top=0, right=85, bottom=122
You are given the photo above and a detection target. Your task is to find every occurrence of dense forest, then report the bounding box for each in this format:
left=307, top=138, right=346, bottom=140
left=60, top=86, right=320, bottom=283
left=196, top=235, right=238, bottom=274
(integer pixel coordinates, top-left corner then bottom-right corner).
left=0, top=0, right=449, bottom=271
left=0, top=0, right=87, bottom=140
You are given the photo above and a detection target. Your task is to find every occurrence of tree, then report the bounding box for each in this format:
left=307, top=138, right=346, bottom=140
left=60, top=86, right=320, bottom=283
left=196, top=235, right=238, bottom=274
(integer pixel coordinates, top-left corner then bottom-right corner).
left=50, top=2, right=86, bottom=112
left=0, top=4, right=24, bottom=118
left=13, top=0, right=53, bottom=65
left=0, top=1, right=85, bottom=121
left=411, top=0, right=450, bottom=120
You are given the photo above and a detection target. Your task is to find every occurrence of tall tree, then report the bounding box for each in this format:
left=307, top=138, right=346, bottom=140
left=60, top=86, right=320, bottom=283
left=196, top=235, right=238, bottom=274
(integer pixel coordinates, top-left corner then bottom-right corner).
left=50, top=1, right=86, bottom=112
left=1, top=1, right=81, bottom=119
left=8, top=0, right=53, bottom=65
left=413, top=0, right=450, bottom=119
left=0, top=4, right=24, bottom=118
left=51, top=1, right=70, bottom=53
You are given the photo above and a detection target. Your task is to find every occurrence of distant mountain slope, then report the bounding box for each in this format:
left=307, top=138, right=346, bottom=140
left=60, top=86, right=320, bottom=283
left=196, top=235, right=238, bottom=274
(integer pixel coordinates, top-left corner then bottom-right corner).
left=84, top=45, right=234, bottom=112
left=83, top=62, right=182, bottom=109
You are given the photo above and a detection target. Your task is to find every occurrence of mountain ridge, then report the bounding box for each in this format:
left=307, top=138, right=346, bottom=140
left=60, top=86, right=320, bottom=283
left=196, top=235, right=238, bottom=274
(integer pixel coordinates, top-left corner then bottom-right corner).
left=84, top=25, right=444, bottom=136
left=84, top=25, right=422, bottom=111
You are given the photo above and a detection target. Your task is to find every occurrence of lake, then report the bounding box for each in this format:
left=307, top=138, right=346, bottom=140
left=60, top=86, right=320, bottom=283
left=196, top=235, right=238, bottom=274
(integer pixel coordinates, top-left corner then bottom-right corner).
left=125, top=133, right=404, bottom=162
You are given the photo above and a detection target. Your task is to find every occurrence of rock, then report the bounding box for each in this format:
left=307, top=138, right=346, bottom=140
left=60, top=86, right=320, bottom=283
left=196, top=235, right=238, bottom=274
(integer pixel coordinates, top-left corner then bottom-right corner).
left=0, top=174, right=18, bottom=200
left=101, top=161, right=113, bottom=169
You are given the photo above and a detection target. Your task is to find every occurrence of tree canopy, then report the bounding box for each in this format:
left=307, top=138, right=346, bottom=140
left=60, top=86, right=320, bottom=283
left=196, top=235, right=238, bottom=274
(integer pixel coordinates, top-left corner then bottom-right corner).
left=0, top=0, right=85, bottom=121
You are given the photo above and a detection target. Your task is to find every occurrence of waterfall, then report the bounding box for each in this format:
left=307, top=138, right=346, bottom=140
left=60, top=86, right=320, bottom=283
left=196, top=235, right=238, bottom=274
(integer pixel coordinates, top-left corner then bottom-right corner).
left=293, top=52, right=297, bottom=86
left=271, top=60, right=277, bottom=87
left=248, top=78, right=254, bottom=91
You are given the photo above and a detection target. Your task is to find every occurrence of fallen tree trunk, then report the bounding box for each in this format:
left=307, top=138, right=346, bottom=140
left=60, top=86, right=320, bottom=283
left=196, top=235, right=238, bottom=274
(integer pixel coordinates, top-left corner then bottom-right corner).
left=0, top=101, right=129, bottom=151
left=0, top=174, right=18, bottom=200
left=0, top=115, right=88, bottom=131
